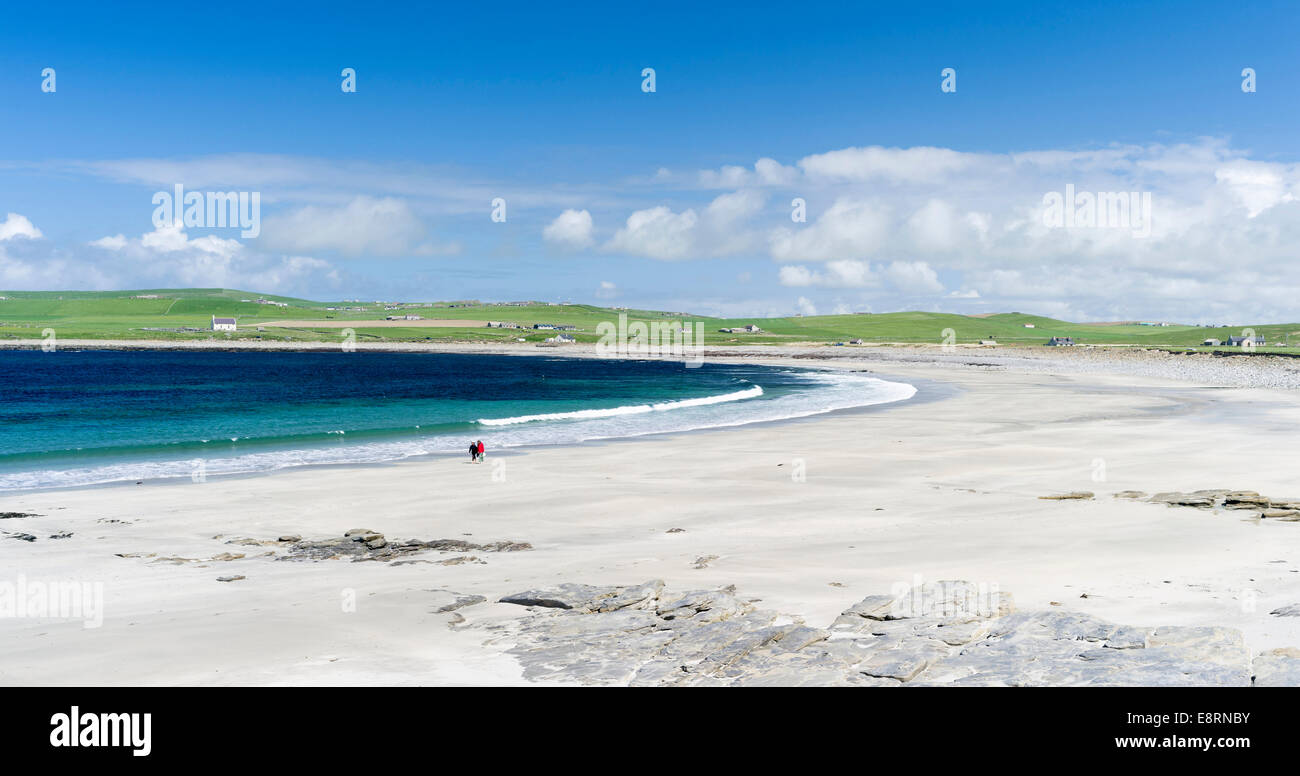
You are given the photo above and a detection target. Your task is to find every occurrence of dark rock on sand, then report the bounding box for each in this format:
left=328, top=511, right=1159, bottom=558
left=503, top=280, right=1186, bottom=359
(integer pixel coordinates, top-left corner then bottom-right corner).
left=501, top=580, right=666, bottom=612
left=1224, top=491, right=1271, bottom=509
left=1261, top=508, right=1300, bottom=520
left=1142, top=489, right=1300, bottom=520
left=428, top=590, right=487, bottom=613
left=1150, top=491, right=1219, bottom=508
left=1254, top=649, right=1300, bottom=686
left=480, top=578, right=1289, bottom=687
left=1038, top=491, right=1094, bottom=500
left=273, top=530, right=532, bottom=563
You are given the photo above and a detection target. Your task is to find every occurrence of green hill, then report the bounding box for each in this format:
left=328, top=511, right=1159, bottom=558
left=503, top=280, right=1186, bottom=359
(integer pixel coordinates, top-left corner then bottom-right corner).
left=1, top=288, right=1297, bottom=349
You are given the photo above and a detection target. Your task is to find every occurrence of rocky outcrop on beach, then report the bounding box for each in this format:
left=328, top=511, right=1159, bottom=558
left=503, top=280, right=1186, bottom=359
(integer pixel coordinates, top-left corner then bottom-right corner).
left=428, top=589, right=486, bottom=613
left=479, top=579, right=1298, bottom=686
left=250, top=529, right=533, bottom=562
left=1142, top=490, right=1300, bottom=520
left=1039, top=491, right=1094, bottom=500
left=1254, top=649, right=1300, bottom=686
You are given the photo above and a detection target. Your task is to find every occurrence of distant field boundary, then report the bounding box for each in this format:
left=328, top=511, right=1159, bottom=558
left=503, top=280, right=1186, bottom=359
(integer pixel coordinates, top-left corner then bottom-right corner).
left=258, top=319, right=490, bottom=328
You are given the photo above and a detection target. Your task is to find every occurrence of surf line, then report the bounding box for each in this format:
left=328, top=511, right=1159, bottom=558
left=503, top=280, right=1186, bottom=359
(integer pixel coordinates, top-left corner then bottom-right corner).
left=477, top=385, right=764, bottom=426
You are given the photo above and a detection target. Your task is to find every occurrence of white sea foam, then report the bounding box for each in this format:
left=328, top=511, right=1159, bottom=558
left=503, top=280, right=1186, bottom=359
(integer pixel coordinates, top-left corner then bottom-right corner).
left=477, top=386, right=764, bottom=426
left=0, top=370, right=915, bottom=491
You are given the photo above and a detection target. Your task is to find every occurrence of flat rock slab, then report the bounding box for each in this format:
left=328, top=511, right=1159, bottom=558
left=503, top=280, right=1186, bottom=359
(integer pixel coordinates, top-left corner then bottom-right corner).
left=1253, top=652, right=1300, bottom=686
left=476, top=579, right=1295, bottom=687
left=1143, top=489, right=1300, bottom=520
left=250, top=531, right=532, bottom=562
left=428, top=590, right=486, bottom=613
left=500, top=581, right=666, bottom=612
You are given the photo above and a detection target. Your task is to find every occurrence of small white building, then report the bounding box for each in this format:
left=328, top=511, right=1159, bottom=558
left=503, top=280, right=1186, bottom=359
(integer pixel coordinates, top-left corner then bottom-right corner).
left=1227, top=335, right=1265, bottom=347
left=212, top=316, right=237, bottom=332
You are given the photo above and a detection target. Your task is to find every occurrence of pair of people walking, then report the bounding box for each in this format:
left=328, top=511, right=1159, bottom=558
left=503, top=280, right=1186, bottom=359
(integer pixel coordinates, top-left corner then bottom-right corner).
left=468, top=439, right=485, bottom=462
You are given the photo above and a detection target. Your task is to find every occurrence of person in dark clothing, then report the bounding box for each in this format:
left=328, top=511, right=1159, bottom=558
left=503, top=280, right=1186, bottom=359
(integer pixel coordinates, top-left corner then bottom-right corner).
left=469, top=442, right=478, bottom=462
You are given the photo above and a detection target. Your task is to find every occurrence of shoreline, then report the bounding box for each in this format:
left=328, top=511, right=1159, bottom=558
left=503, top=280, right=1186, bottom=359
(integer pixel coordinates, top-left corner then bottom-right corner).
left=0, top=371, right=948, bottom=497
left=0, top=354, right=938, bottom=495
left=5, top=345, right=1300, bottom=685
left=7, top=335, right=1300, bottom=386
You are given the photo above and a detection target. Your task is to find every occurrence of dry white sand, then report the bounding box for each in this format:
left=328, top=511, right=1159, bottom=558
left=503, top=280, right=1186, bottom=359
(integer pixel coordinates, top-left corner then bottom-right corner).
left=4, top=353, right=1300, bottom=685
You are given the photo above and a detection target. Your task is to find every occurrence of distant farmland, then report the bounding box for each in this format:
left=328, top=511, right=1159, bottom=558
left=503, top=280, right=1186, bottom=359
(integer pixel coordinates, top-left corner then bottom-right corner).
left=2, top=288, right=1298, bottom=351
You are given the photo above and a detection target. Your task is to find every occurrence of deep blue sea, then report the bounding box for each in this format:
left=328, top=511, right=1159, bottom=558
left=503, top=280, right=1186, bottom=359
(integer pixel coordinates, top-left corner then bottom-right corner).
left=0, top=351, right=915, bottom=490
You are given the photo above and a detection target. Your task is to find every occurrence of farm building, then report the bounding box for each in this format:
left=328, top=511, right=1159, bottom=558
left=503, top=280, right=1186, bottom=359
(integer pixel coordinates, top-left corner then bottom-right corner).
left=1226, top=336, right=1265, bottom=347
left=211, top=316, right=237, bottom=332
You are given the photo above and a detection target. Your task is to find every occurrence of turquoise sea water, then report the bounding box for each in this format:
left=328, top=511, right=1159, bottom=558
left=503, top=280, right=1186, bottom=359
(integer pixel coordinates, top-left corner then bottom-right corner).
left=0, top=350, right=915, bottom=490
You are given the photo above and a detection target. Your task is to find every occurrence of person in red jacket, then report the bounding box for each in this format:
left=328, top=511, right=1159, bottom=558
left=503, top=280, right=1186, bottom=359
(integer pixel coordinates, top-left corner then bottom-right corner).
left=476, top=439, right=485, bottom=462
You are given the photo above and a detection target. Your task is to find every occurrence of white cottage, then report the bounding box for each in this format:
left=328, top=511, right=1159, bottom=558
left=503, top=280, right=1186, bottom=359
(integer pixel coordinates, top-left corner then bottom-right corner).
left=212, top=316, right=237, bottom=332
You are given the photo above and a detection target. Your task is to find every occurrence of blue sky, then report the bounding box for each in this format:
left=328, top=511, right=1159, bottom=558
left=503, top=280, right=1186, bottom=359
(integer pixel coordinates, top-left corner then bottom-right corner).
left=1, top=1, right=1298, bottom=321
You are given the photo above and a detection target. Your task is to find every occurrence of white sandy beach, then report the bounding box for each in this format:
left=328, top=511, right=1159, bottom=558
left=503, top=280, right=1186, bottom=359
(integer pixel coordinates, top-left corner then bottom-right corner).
left=4, top=348, right=1300, bottom=685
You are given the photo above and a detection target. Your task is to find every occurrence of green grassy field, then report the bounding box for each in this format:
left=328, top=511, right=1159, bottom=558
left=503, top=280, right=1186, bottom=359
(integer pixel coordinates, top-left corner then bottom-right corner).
left=2, top=288, right=1298, bottom=350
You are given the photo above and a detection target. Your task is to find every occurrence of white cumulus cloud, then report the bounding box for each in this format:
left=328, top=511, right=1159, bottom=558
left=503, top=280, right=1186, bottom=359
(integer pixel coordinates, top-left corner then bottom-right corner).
left=89, top=234, right=127, bottom=251
left=543, top=209, right=595, bottom=248
left=884, top=261, right=944, bottom=294
left=260, top=196, right=432, bottom=257
left=778, top=260, right=877, bottom=288
left=0, top=213, right=42, bottom=241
